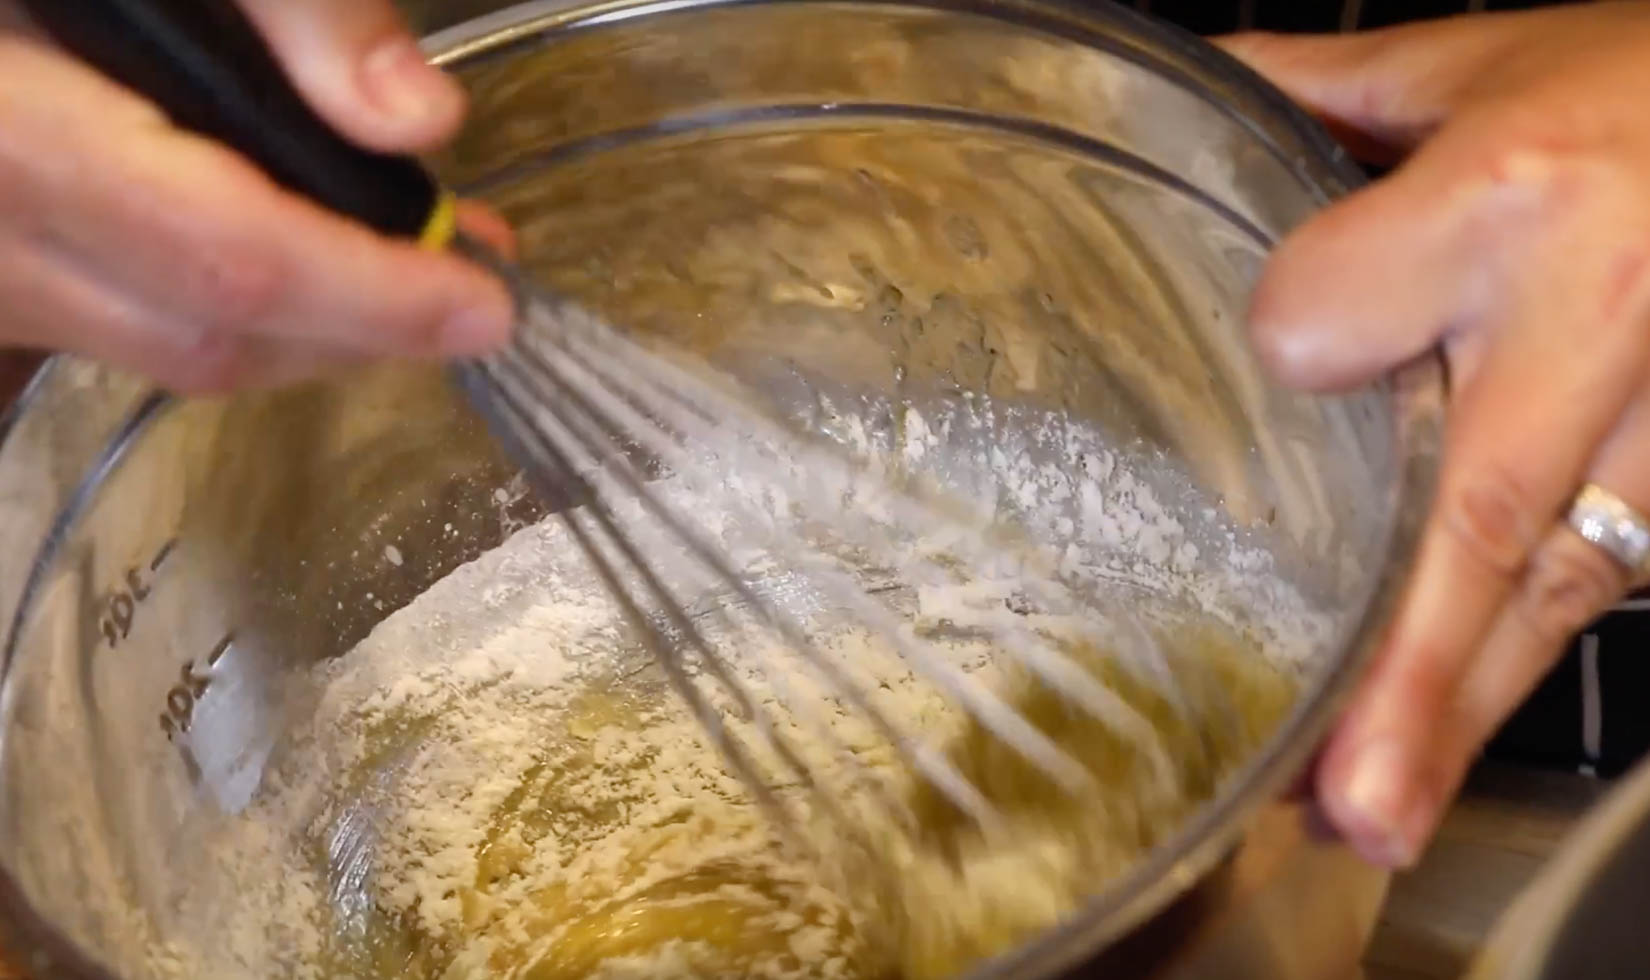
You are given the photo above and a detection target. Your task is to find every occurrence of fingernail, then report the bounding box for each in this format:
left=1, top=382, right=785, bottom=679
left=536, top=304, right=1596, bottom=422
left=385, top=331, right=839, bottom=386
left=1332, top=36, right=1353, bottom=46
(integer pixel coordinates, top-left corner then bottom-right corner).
left=1340, top=737, right=1426, bottom=868
left=440, top=301, right=513, bottom=356
left=361, top=36, right=459, bottom=126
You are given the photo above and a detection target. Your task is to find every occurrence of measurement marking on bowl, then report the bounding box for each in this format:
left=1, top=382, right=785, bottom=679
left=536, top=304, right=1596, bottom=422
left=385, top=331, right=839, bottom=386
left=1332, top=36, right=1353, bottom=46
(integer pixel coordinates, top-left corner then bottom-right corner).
left=96, top=536, right=178, bottom=650
left=159, top=630, right=236, bottom=742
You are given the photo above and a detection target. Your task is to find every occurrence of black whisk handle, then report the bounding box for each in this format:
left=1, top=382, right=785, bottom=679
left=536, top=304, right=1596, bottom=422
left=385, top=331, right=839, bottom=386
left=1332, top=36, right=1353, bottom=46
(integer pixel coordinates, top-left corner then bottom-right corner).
left=18, top=0, right=456, bottom=247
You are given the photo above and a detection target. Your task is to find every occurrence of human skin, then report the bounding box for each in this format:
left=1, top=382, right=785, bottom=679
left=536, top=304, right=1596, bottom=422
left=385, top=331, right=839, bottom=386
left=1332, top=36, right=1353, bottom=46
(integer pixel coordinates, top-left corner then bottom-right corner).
left=2, top=0, right=1643, bottom=880
left=0, top=0, right=517, bottom=393
left=1216, top=0, right=1650, bottom=869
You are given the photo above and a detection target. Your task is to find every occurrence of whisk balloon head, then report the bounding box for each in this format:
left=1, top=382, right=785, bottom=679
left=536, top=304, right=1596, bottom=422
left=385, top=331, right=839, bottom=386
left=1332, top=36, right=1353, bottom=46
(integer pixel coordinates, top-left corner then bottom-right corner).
left=451, top=259, right=1258, bottom=865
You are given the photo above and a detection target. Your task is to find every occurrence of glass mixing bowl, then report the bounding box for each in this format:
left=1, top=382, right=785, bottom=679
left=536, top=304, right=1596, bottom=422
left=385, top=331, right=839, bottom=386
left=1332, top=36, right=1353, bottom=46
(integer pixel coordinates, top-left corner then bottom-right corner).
left=0, top=1, right=1444, bottom=977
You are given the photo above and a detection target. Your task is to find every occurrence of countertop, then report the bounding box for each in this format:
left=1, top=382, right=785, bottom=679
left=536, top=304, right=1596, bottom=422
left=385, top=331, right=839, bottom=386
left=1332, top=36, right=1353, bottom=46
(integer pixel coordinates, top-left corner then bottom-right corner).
left=1362, top=760, right=1608, bottom=980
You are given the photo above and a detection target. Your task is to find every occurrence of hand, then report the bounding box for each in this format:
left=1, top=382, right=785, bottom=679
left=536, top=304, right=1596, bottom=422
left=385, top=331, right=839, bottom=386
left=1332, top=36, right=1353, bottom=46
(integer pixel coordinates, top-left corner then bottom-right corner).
left=0, top=0, right=516, bottom=393
left=1215, top=1, right=1650, bottom=869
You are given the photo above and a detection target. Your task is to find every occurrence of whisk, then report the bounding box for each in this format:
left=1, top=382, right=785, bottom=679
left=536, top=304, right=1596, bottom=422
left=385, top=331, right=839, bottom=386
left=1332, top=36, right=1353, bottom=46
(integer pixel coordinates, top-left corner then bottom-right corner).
left=31, top=0, right=1246, bottom=851
left=447, top=289, right=1200, bottom=834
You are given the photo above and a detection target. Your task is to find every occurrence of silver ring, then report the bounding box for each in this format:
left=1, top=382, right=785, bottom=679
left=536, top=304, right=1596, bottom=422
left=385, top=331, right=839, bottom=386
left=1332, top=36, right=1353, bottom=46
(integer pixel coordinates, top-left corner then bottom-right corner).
left=1567, top=483, right=1650, bottom=576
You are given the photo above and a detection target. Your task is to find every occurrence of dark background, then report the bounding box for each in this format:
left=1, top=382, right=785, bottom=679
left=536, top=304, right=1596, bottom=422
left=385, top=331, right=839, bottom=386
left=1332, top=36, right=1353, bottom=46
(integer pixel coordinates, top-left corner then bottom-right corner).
left=1124, top=0, right=1587, bottom=34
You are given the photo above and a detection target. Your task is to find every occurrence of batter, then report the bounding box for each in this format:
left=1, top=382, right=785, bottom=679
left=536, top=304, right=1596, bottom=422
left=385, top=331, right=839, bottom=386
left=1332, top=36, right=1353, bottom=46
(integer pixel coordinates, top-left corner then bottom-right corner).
left=158, top=501, right=1293, bottom=980
left=150, top=383, right=1319, bottom=980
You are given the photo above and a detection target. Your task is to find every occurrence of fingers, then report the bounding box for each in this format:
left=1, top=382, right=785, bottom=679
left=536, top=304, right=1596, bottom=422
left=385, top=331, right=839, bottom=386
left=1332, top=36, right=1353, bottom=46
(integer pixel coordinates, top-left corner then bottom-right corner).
left=1245, top=142, right=1480, bottom=390
left=1247, top=111, right=1648, bottom=392
left=1312, top=162, right=1650, bottom=868
left=0, top=230, right=368, bottom=393
left=0, top=35, right=514, bottom=384
left=1213, top=13, right=1537, bottom=154
left=457, top=200, right=521, bottom=261
left=235, top=0, right=465, bottom=153
left=1419, top=390, right=1650, bottom=837
left=1221, top=1, right=1650, bottom=870
left=46, top=127, right=514, bottom=356
left=0, top=229, right=220, bottom=387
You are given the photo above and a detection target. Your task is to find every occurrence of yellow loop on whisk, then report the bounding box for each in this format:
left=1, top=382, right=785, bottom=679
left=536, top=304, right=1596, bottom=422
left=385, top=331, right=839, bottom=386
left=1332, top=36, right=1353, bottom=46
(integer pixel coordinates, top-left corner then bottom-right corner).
left=419, top=190, right=461, bottom=252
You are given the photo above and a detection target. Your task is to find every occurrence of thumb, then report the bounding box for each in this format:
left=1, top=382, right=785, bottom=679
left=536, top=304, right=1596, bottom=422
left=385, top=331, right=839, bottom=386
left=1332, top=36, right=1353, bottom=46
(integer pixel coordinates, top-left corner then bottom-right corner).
left=1213, top=19, right=1520, bottom=156
left=236, top=0, right=466, bottom=154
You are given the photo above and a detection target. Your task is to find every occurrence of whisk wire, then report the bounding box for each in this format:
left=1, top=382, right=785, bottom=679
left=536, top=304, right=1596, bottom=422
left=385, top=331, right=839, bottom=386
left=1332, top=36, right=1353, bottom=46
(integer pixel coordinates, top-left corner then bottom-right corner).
left=497, top=338, right=1010, bottom=826
left=476, top=349, right=949, bottom=845
left=512, top=322, right=1103, bottom=806
left=455, top=281, right=1237, bottom=847
left=458, top=358, right=804, bottom=831
left=539, top=315, right=1174, bottom=792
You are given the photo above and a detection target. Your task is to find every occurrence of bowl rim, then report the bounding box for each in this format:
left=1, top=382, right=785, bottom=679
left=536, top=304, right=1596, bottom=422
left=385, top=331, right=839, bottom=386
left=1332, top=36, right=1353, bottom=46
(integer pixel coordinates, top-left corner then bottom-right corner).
left=0, top=1, right=1445, bottom=977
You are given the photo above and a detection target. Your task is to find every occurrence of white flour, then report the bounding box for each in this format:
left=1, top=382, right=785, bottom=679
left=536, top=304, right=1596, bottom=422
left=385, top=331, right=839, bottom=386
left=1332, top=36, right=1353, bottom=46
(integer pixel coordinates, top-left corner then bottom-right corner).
left=156, top=507, right=949, bottom=979
left=143, top=377, right=1336, bottom=979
